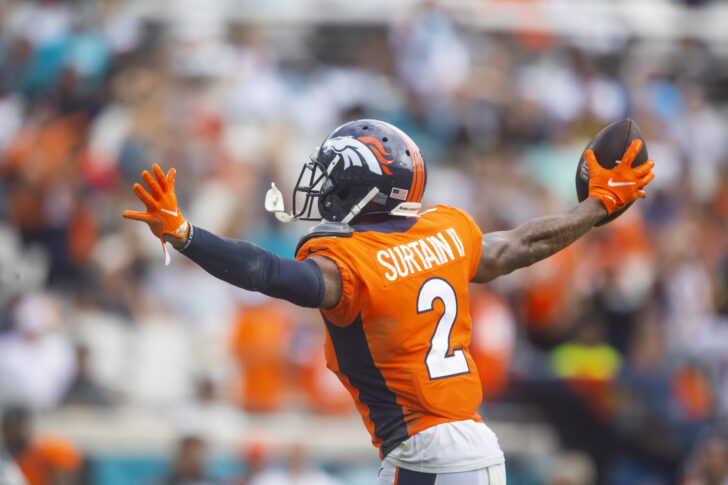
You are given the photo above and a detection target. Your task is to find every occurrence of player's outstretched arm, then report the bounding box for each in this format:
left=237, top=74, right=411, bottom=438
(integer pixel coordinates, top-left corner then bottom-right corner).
left=472, top=140, right=654, bottom=283
left=123, top=164, right=342, bottom=309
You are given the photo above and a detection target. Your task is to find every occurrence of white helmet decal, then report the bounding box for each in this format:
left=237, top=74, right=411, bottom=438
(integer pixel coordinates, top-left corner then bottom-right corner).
left=324, top=137, right=383, bottom=175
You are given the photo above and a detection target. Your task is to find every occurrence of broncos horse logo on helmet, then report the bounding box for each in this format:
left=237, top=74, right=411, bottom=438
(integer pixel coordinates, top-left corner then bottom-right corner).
left=325, top=136, right=396, bottom=176
left=266, top=119, right=427, bottom=225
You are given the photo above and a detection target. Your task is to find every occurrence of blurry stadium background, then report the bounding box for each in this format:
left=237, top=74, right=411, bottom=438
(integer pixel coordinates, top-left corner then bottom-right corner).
left=1, top=0, right=728, bottom=484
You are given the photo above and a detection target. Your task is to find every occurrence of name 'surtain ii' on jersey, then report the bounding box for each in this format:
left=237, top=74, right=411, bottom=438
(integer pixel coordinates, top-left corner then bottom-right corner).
left=376, top=226, right=466, bottom=282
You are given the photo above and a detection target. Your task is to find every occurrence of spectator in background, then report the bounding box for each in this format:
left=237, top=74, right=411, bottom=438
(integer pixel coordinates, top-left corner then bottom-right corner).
left=248, top=444, right=342, bottom=485
left=469, top=291, right=516, bottom=400
left=520, top=316, right=622, bottom=483
left=162, top=435, right=218, bottom=485
left=233, top=443, right=267, bottom=485
left=60, top=344, right=112, bottom=407
left=174, top=376, right=244, bottom=442
left=547, top=451, right=596, bottom=485
left=610, top=319, right=692, bottom=484
left=1, top=406, right=82, bottom=485
left=0, top=293, right=74, bottom=409
left=683, top=435, right=728, bottom=485
left=229, top=297, right=292, bottom=412
left=550, top=316, right=622, bottom=388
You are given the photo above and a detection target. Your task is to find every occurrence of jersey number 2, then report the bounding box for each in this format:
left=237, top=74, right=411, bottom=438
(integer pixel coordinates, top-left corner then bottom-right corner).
left=417, top=277, right=470, bottom=380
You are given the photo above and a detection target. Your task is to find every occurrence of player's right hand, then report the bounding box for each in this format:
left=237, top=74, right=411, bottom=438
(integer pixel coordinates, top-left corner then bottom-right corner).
left=123, top=164, right=189, bottom=242
left=585, top=140, right=655, bottom=215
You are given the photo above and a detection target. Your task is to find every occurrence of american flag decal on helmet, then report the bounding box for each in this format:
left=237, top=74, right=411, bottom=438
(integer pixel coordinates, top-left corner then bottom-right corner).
left=390, top=187, right=408, bottom=200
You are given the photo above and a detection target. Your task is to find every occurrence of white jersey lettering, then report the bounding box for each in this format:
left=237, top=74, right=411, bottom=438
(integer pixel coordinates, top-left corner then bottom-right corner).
left=376, top=228, right=465, bottom=282
left=377, top=250, right=398, bottom=281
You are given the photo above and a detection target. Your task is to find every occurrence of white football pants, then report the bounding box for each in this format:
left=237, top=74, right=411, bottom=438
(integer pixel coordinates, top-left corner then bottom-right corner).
left=377, top=461, right=506, bottom=485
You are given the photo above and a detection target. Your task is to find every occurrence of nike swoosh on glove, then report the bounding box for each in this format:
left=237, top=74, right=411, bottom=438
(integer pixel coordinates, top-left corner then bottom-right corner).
left=123, top=163, right=189, bottom=265
left=585, top=139, right=655, bottom=215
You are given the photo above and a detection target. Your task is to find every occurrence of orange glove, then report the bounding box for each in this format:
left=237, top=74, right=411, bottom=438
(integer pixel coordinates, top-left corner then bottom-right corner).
left=123, top=164, right=189, bottom=265
left=585, top=139, right=655, bottom=215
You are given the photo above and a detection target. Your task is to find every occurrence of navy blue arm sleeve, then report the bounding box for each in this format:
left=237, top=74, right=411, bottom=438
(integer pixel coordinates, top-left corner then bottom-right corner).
left=179, top=225, right=325, bottom=308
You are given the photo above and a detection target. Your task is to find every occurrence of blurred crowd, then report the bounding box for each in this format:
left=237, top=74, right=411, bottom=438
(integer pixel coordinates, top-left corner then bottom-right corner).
left=1, top=1, right=728, bottom=484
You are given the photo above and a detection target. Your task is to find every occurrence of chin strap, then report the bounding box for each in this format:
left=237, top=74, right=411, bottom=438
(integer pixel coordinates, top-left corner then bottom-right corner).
left=342, top=187, right=380, bottom=224
left=265, top=183, right=299, bottom=223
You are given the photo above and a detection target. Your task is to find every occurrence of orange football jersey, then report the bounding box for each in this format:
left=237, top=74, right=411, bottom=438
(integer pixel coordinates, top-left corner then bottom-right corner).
left=296, top=205, right=484, bottom=458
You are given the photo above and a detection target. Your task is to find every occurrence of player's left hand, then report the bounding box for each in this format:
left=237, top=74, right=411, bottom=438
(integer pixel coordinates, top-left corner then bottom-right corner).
left=123, top=164, right=189, bottom=258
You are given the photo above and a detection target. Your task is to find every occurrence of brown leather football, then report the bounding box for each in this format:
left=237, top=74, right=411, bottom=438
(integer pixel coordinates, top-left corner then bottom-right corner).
left=575, top=118, right=649, bottom=226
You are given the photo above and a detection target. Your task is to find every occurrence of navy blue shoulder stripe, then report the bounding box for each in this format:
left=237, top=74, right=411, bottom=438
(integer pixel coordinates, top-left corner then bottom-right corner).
left=353, top=217, right=418, bottom=234
left=322, top=313, right=409, bottom=457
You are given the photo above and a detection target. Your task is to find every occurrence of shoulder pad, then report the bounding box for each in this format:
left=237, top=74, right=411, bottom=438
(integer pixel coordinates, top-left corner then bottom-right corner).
left=296, top=222, right=354, bottom=254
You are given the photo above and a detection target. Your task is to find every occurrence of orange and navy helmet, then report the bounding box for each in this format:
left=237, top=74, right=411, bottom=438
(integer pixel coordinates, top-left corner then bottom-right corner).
left=291, top=119, right=427, bottom=223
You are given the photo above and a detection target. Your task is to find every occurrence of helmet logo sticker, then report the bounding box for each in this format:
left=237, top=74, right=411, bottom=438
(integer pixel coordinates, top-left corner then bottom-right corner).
left=356, top=136, right=395, bottom=175
left=324, top=136, right=395, bottom=176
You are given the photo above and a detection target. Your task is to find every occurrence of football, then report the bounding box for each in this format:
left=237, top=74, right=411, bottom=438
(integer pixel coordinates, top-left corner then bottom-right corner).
left=575, top=118, right=649, bottom=226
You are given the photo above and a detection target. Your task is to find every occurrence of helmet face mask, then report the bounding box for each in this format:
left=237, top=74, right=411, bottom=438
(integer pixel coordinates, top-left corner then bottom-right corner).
left=290, top=119, right=427, bottom=224
left=290, top=156, right=329, bottom=221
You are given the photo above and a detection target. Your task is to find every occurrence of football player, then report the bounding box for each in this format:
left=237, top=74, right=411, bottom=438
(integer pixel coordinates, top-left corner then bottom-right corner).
left=123, top=120, right=654, bottom=485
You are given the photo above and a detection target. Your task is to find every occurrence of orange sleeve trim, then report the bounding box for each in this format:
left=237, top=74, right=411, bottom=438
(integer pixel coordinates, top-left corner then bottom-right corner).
left=296, top=239, right=360, bottom=326
left=320, top=253, right=358, bottom=325
left=469, top=222, right=483, bottom=281
left=449, top=207, right=483, bottom=280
